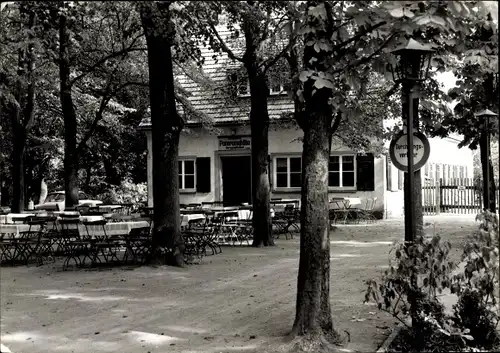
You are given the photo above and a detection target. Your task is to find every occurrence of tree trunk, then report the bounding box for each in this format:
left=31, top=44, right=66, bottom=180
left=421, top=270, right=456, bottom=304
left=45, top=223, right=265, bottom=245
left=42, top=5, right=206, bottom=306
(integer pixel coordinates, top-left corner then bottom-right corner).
left=140, top=2, right=184, bottom=266
left=10, top=8, right=36, bottom=212
left=10, top=121, right=26, bottom=213
left=248, top=73, right=273, bottom=247
left=241, top=13, right=273, bottom=247
left=480, top=133, right=496, bottom=212
left=292, top=2, right=341, bottom=347
left=292, top=115, right=338, bottom=340
left=59, top=11, right=79, bottom=208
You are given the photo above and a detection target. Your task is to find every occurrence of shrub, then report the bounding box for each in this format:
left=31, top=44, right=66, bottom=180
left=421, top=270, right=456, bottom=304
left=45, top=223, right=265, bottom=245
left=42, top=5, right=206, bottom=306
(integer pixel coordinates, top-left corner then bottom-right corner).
left=449, top=211, right=500, bottom=350
left=453, top=288, right=499, bottom=350
left=365, top=211, right=500, bottom=352
left=98, top=180, right=147, bottom=209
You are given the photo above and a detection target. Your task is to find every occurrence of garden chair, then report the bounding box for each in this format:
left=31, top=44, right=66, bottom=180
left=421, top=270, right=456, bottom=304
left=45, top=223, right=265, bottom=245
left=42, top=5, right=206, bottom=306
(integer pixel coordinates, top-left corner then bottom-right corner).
left=123, top=226, right=152, bottom=265
left=59, top=218, right=94, bottom=270
left=357, top=197, right=378, bottom=223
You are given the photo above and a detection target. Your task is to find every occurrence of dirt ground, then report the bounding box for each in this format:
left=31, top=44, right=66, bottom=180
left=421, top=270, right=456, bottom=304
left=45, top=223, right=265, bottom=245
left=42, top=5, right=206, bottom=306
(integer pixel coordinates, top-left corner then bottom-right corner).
left=0, top=215, right=478, bottom=353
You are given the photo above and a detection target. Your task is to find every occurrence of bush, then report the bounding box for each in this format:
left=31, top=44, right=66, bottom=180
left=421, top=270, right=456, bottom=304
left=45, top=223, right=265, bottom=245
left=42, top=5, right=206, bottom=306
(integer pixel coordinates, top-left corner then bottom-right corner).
left=366, top=211, right=500, bottom=352
left=98, top=180, right=147, bottom=209
left=453, top=288, right=499, bottom=350
left=449, top=211, right=500, bottom=350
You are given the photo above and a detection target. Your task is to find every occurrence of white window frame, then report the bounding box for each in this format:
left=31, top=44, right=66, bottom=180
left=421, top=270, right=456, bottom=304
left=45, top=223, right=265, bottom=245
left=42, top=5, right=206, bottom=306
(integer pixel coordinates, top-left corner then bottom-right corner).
left=267, top=77, right=287, bottom=96
left=237, top=81, right=251, bottom=97
left=237, top=78, right=287, bottom=97
left=328, top=154, right=357, bottom=190
left=273, top=156, right=302, bottom=191
left=179, top=158, right=196, bottom=193
left=272, top=154, right=357, bottom=192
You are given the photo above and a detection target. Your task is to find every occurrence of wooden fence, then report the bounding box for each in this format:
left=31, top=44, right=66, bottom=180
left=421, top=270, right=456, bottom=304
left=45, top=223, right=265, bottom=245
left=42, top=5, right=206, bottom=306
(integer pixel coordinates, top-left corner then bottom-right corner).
left=422, top=178, right=498, bottom=215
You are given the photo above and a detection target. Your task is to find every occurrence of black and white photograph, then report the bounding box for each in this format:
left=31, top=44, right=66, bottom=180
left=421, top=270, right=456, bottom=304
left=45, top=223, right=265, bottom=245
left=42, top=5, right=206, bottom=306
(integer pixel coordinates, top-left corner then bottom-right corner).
left=0, top=1, right=498, bottom=352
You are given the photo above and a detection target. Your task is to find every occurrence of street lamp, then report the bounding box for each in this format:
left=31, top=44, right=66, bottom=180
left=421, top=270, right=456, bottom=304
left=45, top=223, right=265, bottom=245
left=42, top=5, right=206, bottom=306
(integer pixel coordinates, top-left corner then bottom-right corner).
left=390, top=38, right=434, bottom=244
left=475, top=109, right=499, bottom=213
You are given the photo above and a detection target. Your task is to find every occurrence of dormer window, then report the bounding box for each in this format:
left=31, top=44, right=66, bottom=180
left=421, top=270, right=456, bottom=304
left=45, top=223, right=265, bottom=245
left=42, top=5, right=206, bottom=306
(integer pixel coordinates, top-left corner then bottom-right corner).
left=236, top=77, right=287, bottom=97
left=228, top=67, right=288, bottom=97
left=238, top=80, right=250, bottom=97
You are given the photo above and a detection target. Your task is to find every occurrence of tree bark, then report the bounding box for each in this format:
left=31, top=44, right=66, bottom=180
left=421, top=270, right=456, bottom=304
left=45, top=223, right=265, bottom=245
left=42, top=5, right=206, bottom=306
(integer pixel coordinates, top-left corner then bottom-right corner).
left=59, top=11, right=79, bottom=208
left=140, top=2, right=184, bottom=266
left=10, top=113, right=26, bottom=213
left=10, top=8, right=37, bottom=212
left=241, top=13, right=273, bottom=247
left=292, top=113, right=337, bottom=339
left=248, top=72, right=273, bottom=247
left=292, top=1, right=341, bottom=346
left=480, top=133, right=496, bottom=212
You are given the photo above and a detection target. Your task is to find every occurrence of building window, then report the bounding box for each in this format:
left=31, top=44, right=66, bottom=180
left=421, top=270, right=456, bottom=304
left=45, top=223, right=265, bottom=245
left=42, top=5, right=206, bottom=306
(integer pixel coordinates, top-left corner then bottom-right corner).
left=238, top=80, right=250, bottom=97
left=274, top=154, right=356, bottom=190
left=178, top=159, right=195, bottom=191
left=328, top=155, right=355, bottom=187
left=275, top=157, right=302, bottom=188
left=267, top=75, right=287, bottom=96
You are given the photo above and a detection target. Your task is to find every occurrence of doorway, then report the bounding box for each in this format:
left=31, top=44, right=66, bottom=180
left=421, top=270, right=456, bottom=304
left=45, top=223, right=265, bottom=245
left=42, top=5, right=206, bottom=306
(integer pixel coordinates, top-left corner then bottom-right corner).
left=221, top=156, right=252, bottom=206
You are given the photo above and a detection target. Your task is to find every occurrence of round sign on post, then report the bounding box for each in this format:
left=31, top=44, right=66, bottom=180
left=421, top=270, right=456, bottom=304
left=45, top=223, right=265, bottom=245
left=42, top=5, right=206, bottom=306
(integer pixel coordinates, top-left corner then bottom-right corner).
left=389, top=131, right=430, bottom=172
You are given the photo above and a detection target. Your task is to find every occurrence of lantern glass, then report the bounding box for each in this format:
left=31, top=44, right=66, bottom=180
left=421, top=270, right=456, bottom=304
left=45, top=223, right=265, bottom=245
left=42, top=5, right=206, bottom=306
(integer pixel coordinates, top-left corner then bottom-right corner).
left=389, top=39, right=434, bottom=83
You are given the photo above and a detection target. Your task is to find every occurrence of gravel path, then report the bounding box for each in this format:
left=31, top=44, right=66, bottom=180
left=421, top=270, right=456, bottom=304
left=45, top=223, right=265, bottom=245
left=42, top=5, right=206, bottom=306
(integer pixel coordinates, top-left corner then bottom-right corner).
left=0, top=215, right=478, bottom=353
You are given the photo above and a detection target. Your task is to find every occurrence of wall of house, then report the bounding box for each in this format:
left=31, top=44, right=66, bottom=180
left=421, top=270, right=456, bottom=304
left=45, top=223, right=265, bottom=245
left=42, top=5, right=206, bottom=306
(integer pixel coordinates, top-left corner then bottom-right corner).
left=145, top=125, right=387, bottom=215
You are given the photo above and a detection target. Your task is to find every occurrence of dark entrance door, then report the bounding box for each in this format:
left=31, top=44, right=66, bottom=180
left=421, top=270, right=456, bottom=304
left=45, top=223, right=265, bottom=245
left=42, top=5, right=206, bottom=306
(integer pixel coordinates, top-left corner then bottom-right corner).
left=221, top=156, right=251, bottom=206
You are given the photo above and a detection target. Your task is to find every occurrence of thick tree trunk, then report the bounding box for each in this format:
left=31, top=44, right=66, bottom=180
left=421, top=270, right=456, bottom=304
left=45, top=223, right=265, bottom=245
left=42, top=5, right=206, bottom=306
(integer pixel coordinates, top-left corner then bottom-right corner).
left=241, top=12, right=273, bottom=247
left=480, top=133, right=496, bottom=212
left=140, top=2, right=184, bottom=266
left=151, top=131, right=183, bottom=265
left=292, top=2, right=341, bottom=347
left=11, top=136, right=25, bottom=213
left=248, top=73, right=273, bottom=247
left=10, top=9, right=36, bottom=212
left=59, top=12, right=79, bottom=208
left=292, top=115, right=337, bottom=339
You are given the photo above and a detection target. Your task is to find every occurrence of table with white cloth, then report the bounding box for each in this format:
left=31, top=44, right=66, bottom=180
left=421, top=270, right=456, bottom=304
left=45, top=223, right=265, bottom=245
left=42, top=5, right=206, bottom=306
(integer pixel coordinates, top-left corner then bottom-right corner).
left=79, top=221, right=150, bottom=238
left=0, top=213, right=36, bottom=224
left=181, top=214, right=206, bottom=226
left=0, top=224, right=41, bottom=237
left=95, top=205, right=123, bottom=214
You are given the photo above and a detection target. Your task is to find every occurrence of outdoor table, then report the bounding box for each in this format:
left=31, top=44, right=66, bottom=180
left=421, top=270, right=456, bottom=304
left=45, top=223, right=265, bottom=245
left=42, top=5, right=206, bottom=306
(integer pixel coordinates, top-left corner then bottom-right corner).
left=79, top=220, right=150, bottom=238
left=0, top=224, right=41, bottom=236
left=181, top=214, right=206, bottom=226
left=0, top=213, right=36, bottom=224
left=97, top=205, right=123, bottom=213
left=180, top=209, right=205, bottom=215
left=329, top=197, right=362, bottom=224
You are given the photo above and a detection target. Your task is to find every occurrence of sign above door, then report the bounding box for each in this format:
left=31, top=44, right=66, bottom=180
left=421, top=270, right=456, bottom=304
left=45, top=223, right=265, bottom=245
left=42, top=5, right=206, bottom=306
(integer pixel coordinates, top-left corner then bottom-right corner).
left=218, top=136, right=251, bottom=151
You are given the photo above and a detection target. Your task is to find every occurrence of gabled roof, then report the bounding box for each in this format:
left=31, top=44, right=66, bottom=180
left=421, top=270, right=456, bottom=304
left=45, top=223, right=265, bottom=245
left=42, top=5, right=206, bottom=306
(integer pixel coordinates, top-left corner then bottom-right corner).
left=139, top=29, right=294, bottom=129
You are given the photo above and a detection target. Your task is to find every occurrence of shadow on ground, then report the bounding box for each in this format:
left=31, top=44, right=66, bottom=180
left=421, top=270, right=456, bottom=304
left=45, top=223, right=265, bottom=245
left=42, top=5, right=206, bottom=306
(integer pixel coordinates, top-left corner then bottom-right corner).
left=0, top=216, right=478, bottom=353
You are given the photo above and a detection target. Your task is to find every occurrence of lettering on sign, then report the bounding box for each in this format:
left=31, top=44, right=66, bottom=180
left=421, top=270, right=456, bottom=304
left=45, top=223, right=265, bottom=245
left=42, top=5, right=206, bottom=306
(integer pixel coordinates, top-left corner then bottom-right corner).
left=393, top=138, right=425, bottom=163
left=218, top=136, right=251, bottom=150
left=389, top=131, right=430, bottom=172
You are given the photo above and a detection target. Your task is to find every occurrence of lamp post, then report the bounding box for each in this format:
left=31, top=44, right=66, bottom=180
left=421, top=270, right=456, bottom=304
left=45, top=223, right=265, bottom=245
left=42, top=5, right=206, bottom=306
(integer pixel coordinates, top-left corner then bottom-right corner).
left=390, top=38, right=434, bottom=245
left=475, top=109, right=498, bottom=213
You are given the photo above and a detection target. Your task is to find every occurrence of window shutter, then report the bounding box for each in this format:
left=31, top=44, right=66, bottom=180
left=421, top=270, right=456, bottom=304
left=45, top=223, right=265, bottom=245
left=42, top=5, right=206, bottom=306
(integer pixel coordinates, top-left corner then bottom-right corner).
left=268, top=155, right=272, bottom=187
left=356, top=153, right=375, bottom=191
left=196, top=157, right=211, bottom=193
